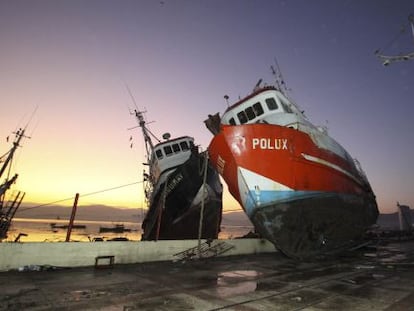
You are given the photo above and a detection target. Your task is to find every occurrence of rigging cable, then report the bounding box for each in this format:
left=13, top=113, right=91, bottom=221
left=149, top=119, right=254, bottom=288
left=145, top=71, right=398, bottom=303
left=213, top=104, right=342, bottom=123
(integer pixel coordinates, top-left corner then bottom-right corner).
left=375, top=14, right=414, bottom=65
left=19, top=181, right=143, bottom=212
left=375, top=24, right=406, bottom=55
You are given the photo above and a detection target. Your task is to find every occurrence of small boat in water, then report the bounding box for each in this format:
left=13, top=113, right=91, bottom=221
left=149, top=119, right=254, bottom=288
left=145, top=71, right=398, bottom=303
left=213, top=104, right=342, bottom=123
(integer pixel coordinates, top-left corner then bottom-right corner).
left=205, top=68, right=378, bottom=258
left=133, top=110, right=223, bottom=240
left=50, top=223, right=86, bottom=230
left=99, top=224, right=131, bottom=233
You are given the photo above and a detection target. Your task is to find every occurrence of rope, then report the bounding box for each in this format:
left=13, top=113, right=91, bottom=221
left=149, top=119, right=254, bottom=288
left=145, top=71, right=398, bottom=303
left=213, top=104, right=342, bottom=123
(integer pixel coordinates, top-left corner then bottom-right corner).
left=197, top=150, right=209, bottom=257
left=375, top=25, right=406, bottom=55
left=19, top=181, right=143, bottom=212
left=376, top=15, right=414, bottom=56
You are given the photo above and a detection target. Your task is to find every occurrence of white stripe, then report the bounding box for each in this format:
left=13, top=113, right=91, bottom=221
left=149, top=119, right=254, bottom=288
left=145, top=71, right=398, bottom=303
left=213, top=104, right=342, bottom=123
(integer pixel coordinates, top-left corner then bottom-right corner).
left=301, top=153, right=362, bottom=186
left=237, top=166, right=293, bottom=213
left=238, top=166, right=293, bottom=191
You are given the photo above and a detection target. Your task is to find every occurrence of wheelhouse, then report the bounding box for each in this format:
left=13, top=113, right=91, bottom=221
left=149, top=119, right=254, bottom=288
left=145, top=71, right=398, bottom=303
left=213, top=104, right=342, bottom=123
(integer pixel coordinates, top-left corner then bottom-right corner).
left=221, top=87, right=297, bottom=126
left=152, top=136, right=194, bottom=161
left=150, top=136, right=195, bottom=180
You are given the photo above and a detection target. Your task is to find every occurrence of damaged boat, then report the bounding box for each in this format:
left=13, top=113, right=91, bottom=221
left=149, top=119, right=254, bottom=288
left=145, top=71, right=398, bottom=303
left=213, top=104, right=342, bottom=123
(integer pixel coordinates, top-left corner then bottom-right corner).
left=134, top=110, right=223, bottom=240
left=0, top=128, right=27, bottom=241
left=205, top=70, right=378, bottom=259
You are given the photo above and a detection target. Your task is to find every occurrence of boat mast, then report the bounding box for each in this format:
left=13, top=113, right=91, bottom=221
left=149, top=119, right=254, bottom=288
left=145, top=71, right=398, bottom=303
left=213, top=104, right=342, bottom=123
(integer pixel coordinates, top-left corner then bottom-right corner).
left=125, top=84, right=160, bottom=160
left=0, top=128, right=29, bottom=200
left=1, top=106, right=35, bottom=187
left=0, top=128, right=26, bottom=180
left=134, top=109, right=155, bottom=159
left=0, top=128, right=29, bottom=240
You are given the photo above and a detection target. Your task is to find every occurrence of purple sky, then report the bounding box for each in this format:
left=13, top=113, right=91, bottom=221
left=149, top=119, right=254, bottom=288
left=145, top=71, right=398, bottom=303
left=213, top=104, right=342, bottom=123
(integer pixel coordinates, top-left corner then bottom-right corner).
left=1, top=1, right=413, bottom=213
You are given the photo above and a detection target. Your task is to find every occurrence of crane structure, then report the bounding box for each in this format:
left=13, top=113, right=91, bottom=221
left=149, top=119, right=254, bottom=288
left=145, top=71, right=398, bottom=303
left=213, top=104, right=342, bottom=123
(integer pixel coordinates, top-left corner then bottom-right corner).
left=375, top=14, right=414, bottom=66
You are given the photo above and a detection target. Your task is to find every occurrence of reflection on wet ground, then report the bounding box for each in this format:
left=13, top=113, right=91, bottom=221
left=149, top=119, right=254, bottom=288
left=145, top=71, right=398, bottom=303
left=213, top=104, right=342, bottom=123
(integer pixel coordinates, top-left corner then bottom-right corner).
left=216, top=270, right=259, bottom=297
left=1, top=240, right=414, bottom=310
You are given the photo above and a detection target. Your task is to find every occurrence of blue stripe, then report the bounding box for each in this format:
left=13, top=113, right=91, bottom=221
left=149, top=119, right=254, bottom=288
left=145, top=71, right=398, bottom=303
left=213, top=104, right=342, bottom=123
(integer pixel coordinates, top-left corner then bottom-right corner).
left=243, top=190, right=325, bottom=216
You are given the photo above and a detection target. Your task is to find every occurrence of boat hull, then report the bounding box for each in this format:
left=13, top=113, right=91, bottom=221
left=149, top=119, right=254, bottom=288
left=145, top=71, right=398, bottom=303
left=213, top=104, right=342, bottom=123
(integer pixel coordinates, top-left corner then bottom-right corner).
left=208, top=123, right=378, bottom=258
left=251, top=192, right=377, bottom=258
left=142, top=151, right=223, bottom=240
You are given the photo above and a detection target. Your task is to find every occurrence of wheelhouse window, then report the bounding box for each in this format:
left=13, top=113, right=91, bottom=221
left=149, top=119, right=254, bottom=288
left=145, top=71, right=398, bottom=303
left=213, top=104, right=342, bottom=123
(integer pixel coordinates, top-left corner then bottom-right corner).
left=265, top=98, right=278, bottom=110
left=180, top=141, right=189, bottom=151
left=164, top=145, right=173, bottom=156
left=172, top=143, right=180, bottom=153
left=253, top=102, right=264, bottom=116
left=237, top=111, right=248, bottom=124
left=155, top=149, right=163, bottom=159
left=235, top=101, right=265, bottom=124
left=245, top=106, right=256, bottom=120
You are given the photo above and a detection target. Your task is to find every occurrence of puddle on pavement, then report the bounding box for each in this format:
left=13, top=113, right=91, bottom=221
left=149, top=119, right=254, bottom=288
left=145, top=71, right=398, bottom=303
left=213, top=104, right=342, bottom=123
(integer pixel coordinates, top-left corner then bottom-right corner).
left=122, top=293, right=211, bottom=311
left=215, top=270, right=259, bottom=297
left=216, top=280, right=257, bottom=298
left=218, top=270, right=260, bottom=278
left=68, top=289, right=108, bottom=302
left=341, top=273, right=376, bottom=286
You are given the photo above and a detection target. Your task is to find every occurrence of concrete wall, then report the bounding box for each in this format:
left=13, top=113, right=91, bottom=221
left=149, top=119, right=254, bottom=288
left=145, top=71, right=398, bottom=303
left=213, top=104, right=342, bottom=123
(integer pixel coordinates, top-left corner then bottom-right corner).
left=0, top=239, right=276, bottom=272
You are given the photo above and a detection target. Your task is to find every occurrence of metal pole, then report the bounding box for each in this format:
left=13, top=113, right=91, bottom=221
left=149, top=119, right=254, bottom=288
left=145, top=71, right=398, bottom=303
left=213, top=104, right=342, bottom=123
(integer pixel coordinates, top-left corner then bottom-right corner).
left=66, top=193, right=79, bottom=242
left=197, top=151, right=209, bottom=258
left=9, top=192, right=25, bottom=220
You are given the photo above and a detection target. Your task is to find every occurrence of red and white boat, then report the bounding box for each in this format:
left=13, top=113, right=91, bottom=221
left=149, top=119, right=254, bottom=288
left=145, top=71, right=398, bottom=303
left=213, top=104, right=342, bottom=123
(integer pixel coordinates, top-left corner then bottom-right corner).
left=205, top=76, right=378, bottom=258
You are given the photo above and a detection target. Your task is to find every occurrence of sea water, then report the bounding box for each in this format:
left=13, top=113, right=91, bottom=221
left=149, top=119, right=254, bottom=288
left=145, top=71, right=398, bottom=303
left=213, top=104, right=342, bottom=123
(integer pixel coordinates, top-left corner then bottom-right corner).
left=5, top=218, right=254, bottom=242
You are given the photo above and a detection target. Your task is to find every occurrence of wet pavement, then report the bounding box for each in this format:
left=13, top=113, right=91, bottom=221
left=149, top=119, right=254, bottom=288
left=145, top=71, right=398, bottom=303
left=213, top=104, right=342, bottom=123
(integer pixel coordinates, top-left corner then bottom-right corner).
left=1, top=240, right=414, bottom=310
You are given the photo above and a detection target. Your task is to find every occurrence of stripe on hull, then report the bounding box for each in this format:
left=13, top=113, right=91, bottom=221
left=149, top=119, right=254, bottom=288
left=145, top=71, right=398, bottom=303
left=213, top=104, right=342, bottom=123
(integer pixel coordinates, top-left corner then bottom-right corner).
left=237, top=166, right=324, bottom=217
left=215, top=123, right=365, bottom=196
left=301, top=153, right=363, bottom=186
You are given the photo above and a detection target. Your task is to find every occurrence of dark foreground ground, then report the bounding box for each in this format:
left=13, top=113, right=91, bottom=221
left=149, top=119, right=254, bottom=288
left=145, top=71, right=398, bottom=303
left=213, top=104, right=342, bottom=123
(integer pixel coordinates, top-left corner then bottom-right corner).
left=1, top=240, right=414, bottom=310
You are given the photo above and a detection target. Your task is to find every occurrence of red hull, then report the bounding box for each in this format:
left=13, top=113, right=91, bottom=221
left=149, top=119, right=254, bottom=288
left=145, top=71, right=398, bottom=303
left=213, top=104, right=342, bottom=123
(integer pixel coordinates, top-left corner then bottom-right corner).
left=208, top=123, right=378, bottom=258
left=209, top=124, right=369, bottom=202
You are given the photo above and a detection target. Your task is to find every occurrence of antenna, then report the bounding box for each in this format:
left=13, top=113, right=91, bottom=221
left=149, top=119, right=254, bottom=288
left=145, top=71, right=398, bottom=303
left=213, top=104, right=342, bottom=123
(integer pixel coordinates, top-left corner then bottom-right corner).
left=0, top=127, right=30, bottom=180
left=124, top=85, right=161, bottom=161
left=224, top=95, right=229, bottom=107
left=253, top=78, right=262, bottom=91
left=25, top=105, right=39, bottom=138
left=271, top=58, right=290, bottom=96
left=0, top=105, right=37, bottom=181
left=124, top=84, right=158, bottom=140
left=124, top=83, right=139, bottom=112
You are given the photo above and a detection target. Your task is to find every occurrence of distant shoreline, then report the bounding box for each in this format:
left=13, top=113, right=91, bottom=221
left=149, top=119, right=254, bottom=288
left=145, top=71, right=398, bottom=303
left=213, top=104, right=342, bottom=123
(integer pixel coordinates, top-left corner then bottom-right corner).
left=15, top=204, right=410, bottom=230
left=15, top=204, right=254, bottom=226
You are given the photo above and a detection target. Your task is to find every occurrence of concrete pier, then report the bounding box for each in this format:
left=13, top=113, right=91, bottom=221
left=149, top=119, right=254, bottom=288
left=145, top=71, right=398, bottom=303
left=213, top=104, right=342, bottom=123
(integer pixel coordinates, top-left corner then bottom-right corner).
left=0, top=240, right=414, bottom=310
left=0, top=238, right=275, bottom=272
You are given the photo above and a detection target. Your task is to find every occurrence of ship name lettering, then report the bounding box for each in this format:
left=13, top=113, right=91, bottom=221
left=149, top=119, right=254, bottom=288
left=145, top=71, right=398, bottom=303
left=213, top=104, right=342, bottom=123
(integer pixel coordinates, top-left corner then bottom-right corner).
left=166, top=173, right=183, bottom=196
left=252, top=138, right=288, bottom=150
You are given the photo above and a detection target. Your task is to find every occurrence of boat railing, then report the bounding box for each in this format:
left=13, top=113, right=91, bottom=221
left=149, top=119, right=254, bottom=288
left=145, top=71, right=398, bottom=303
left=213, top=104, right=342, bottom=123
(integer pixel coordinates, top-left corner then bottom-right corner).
left=353, top=158, right=370, bottom=183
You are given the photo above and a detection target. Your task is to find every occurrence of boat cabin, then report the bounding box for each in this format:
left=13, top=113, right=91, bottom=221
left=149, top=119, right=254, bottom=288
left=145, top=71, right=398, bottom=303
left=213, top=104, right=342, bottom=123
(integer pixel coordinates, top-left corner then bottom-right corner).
left=150, top=136, right=195, bottom=179
left=221, top=87, right=301, bottom=126
left=205, top=86, right=357, bottom=168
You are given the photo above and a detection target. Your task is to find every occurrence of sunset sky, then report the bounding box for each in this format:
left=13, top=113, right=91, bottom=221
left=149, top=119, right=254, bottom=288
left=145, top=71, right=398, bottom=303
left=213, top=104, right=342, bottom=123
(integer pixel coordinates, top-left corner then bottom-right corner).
left=1, top=1, right=413, bottom=215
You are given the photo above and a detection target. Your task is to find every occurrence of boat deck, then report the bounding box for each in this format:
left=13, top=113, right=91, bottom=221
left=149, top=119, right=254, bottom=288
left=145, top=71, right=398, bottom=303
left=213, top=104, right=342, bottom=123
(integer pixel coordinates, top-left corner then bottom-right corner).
left=1, top=239, right=414, bottom=310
